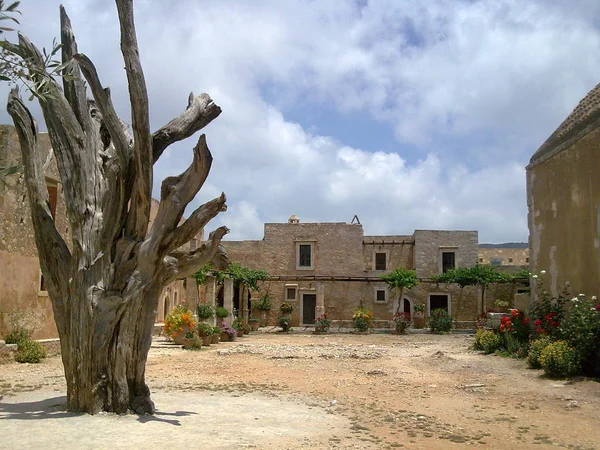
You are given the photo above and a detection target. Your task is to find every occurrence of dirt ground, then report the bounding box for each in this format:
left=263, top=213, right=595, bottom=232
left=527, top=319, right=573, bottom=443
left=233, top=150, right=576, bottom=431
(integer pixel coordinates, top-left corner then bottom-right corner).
left=0, top=332, right=599, bottom=449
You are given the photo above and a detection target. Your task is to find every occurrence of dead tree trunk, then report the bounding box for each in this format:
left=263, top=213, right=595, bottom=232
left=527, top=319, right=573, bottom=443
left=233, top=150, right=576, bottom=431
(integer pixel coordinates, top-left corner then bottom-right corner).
left=6, top=2, right=229, bottom=414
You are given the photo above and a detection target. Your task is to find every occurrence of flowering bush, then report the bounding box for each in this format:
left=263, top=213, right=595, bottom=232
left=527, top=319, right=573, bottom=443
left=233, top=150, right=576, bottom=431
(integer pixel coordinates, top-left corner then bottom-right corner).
left=561, top=294, right=600, bottom=375
left=499, top=309, right=530, bottom=341
left=163, top=306, right=196, bottom=340
left=529, top=273, right=569, bottom=338
left=429, top=309, right=452, bottom=334
left=352, top=306, right=373, bottom=332
left=220, top=321, right=236, bottom=340
left=528, top=336, right=552, bottom=369
left=280, top=302, right=294, bottom=315
left=539, top=341, right=581, bottom=378
left=314, top=313, right=331, bottom=332
left=393, top=312, right=411, bottom=334
left=473, top=329, right=502, bottom=354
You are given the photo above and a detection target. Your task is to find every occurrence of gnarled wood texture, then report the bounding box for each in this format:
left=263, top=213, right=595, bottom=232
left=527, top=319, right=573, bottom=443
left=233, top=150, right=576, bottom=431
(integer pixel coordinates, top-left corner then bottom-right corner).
left=5, top=0, right=228, bottom=414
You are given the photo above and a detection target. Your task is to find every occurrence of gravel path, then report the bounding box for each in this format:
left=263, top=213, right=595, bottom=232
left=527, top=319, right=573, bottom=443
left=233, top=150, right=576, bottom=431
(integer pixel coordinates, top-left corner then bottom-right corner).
left=0, top=332, right=599, bottom=449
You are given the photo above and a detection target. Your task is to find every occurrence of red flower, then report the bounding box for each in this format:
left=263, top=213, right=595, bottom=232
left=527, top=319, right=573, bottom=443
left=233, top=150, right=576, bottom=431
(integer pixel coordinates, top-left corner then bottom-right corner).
left=510, top=309, right=519, bottom=317
left=533, top=319, right=542, bottom=327
left=596, top=304, right=600, bottom=311
left=550, top=321, right=560, bottom=328
left=545, top=312, right=556, bottom=321
left=522, top=318, right=530, bottom=325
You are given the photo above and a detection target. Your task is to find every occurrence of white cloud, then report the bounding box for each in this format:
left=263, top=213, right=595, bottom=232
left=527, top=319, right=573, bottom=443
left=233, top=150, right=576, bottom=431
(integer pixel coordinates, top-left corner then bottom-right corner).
left=1, top=0, right=598, bottom=244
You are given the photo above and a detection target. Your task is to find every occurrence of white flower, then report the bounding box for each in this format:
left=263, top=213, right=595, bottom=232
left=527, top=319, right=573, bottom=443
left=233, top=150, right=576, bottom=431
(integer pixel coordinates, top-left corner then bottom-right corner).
left=540, top=270, right=547, bottom=275
left=571, top=297, right=579, bottom=303
left=592, top=296, right=597, bottom=301
left=532, top=275, right=539, bottom=279
left=578, top=293, right=585, bottom=298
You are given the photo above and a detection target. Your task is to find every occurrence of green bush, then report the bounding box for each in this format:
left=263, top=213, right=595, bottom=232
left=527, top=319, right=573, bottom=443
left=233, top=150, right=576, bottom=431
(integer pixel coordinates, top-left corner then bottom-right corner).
left=429, top=308, right=452, bottom=334
left=196, top=303, right=214, bottom=320
left=215, top=306, right=229, bottom=318
left=197, top=322, right=214, bottom=337
left=4, top=329, right=30, bottom=345
left=475, top=329, right=502, bottom=354
left=528, top=336, right=552, bottom=369
left=539, top=341, right=581, bottom=378
left=15, top=339, right=46, bottom=363
left=279, top=315, right=291, bottom=332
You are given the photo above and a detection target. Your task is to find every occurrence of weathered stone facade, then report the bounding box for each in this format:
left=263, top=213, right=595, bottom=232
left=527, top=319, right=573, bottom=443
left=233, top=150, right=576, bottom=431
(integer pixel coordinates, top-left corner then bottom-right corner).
left=0, top=125, right=200, bottom=338
left=222, top=218, right=483, bottom=327
left=478, top=246, right=529, bottom=267
left=527, top=82, right=600, bottom=299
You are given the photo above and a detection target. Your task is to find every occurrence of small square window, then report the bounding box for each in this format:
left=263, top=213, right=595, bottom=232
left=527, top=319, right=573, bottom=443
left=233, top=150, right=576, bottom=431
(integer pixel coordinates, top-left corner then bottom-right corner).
left=286, top=288, right=296, bottom=300
left=375, top=289, right=386, bottom=303
left=508, top=257, right=513, bottom=263
left=375, top=252, right=387, bottom=271
left=526, top=257, right=529, bottom=263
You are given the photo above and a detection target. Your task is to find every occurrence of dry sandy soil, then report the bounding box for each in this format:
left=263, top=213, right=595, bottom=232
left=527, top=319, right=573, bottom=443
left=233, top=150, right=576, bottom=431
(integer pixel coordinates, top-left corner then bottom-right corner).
left=0, top=332, right=598, bottom=449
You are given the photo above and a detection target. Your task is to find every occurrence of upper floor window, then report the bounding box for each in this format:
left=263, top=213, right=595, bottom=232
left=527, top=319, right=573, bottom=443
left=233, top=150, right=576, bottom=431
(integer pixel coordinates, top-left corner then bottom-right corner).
left=441, top=251, right=455, bottom=273
left=374, top=288, right=387, bottom=303
left=296, top=242, right=314, bottom=270
left=375, top=252, right=387, bottom=271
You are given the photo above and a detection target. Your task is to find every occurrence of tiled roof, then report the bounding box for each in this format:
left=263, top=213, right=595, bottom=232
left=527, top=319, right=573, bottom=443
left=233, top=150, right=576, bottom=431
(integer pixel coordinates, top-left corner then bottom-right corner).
left=530, top=82, right=600, bottom=164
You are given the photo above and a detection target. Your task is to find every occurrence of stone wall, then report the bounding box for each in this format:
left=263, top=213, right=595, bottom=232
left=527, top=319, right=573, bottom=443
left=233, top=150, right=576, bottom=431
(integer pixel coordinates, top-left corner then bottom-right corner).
left=478, top=247, right=529, bottom=266
left=527, top=120, right=600, bottom=299
left=413, top=230, right=479, bottom=278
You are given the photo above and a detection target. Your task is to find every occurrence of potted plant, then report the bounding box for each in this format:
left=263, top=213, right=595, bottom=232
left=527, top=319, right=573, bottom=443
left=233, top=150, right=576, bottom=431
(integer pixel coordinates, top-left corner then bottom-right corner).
left=232, top=318, right=244, bottom=337
left=163, top=305, right=197, bottom=344
left=243, top=322, right=252, bottom=334
left=280, top=302, right=294, bottom=315
left=197, top=303, right=214, bottom=321
left=248, top=317, right=260, bottom=331
left=182, top=331, right=202, bottom=350
left=197, top=322, right=214, bottom=346
left=220, top=321, right=236, bottom=341
left=211, top=326, right=221, bottom=344
left=314, top=313, right=331, bottom=333
left=279, top=315, right=292, bottom=332
left=392, top=312, right=411, bottom=334
left=413, top=303, right=426, bottom=329
left=352, top=304, right=373, bottom=333
left=215, top=306, right=229, bottom=326
left=253, top=294, right=272, bottom=326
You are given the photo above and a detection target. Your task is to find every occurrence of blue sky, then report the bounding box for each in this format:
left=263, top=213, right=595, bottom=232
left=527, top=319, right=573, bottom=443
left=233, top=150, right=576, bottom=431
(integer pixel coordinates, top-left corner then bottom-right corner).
left=1, top=0, right=600, bottom=243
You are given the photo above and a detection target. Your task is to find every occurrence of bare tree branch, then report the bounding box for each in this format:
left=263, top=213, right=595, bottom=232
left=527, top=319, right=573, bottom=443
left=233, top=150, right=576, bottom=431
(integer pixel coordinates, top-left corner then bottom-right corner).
left=116, top=0, right=152, bottom=241
left=163, top=226, right=230, bottom=283
left=73, top=53, right=131, bottom=165
left=152, top=93, right=222, bottom=163
left=7, top=89, right=72, bottom=321
left=145, top=134, right=213, bottom=261
left=60, top=6, right=91, bottom=132
left=166, top=192, right=227, bottom=252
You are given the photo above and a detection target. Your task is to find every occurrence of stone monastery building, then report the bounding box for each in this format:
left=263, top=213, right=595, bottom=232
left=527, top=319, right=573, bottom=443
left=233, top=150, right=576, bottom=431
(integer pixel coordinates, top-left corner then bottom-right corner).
left=222, top=215, right=487, bottom=328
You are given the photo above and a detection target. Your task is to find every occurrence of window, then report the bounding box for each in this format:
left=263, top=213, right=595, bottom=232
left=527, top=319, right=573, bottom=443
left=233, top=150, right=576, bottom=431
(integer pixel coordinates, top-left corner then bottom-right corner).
left=375, top=288, right=387, bottom=303
left=441, top=252, right=455, bottom=273
left=375, top=252, right=387, bottom=271
left=296, top=242, right=314, bottom=270
left=286, top=287, right=296, bottom=301
left=526, top=257, right=529, bottom=263
left=508, top=257, right=513, bottom=263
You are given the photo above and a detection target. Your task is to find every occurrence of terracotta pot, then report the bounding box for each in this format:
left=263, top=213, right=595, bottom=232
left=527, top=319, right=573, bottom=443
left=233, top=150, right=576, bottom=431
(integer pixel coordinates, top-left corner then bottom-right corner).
left=249, top=321, right=260, bottom=331
left=211, top=334, right=220, bottom=344
left=201, top=335, right=211, bottom=346
left=220, top=332, right=229, bottom=342
left=173, top=325, right=192, bottom=345
left=413, top=314, right=425, bottom=329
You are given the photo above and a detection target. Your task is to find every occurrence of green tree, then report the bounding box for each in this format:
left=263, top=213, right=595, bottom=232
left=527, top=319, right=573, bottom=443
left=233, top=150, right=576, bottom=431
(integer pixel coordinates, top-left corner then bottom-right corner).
left=380, top=268, right=418, bottom=313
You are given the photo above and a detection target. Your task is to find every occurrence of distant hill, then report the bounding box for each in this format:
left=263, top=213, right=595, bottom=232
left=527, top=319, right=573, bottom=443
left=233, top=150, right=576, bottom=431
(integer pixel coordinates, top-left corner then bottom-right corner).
left=479, top=242, right=528, bottom=249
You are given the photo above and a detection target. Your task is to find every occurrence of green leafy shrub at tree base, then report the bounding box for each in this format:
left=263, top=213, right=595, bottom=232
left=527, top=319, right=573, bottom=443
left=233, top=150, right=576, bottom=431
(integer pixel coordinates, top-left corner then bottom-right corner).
left=15, top=339, right=46, bottom=363
left=539, top=341, right=581, bottom=378
left=4, top=329, right=30, bottom=345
